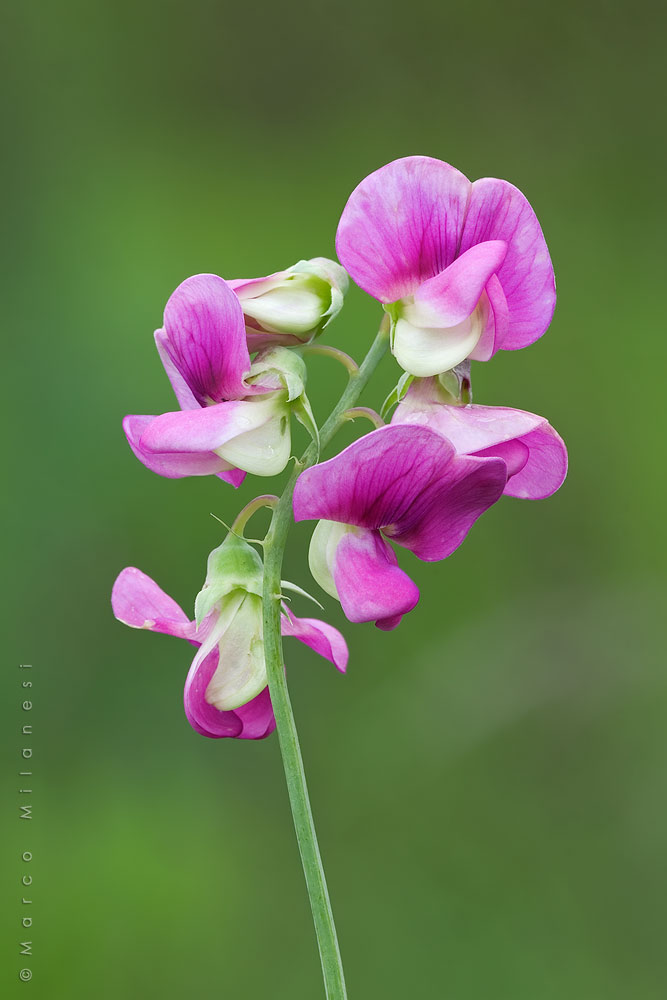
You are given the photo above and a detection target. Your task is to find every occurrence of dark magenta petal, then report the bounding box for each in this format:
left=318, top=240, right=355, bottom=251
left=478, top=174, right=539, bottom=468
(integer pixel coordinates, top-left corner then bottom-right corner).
left=333, top=529, right=419, bottom=628
left=184, top=650, right=275, bottom=740
left=162, top=274, right=252, bottom=405
left=233, top=687, right=277, bottom=739
left=459, top=178, right=556, bottom=351
left=336, top=156, right=472, bottom=302
left=111, top=567, right=197, bottom=642
left=294, top=424, right=507, bottom=561
left=294, top=425, right=506, bottom=562
left=183, top=648, right=246, bottom=738
left=383, top=453, right=506, bottom=560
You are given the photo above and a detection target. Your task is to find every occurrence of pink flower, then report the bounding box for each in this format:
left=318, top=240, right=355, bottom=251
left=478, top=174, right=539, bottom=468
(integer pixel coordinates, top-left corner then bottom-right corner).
left=124, top=274, right=309, bottom=484
left=293, top=424, right=507, bottom=630
left=111, top=566, right=348, bottom=740
left=392, top=377, right=568, bottom=499
left=336, top=155, right=555, bottom=376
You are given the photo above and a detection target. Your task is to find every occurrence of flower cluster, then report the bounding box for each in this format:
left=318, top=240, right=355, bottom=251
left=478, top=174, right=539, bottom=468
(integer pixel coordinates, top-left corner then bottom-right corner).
left=112, top=155, right=567, bottom=739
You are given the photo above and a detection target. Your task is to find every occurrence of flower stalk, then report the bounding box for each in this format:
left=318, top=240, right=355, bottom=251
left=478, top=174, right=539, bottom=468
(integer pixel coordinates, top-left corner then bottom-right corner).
left=261, top=324, right=390, bottom=999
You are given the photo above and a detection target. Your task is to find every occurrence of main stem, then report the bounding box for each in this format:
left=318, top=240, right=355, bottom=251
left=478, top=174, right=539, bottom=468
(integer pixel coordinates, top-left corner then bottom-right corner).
left=262, top=324, right=389, bottom=999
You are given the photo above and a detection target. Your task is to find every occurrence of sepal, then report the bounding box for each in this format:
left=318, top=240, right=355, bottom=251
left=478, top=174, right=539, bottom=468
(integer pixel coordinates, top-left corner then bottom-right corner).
left=195, top=533, right=264, bottom=626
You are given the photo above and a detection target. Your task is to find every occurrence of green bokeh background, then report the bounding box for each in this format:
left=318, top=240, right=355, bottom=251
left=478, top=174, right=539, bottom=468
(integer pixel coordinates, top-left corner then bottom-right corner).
left=3, top=1, right=666, bottom=996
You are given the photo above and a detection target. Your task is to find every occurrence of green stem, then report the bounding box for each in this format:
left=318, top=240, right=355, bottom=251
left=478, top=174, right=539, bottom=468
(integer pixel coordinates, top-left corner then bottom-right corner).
left=262, top=322, right=390, bottom=999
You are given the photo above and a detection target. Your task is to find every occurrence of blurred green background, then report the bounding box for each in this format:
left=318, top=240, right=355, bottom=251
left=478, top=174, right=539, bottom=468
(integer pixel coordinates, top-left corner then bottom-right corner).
left=2, top=0, right=666, bottom=996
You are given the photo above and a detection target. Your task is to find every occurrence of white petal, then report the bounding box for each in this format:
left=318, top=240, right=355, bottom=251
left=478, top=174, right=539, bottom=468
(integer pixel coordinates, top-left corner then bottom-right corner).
left=241, top=274, right=327, bottom=336
left=392, top=304, right=484, bottom=377
left=308, top=520, right=354, bottom=601
left=215, top=395, right=291, bottom=476
left=205, top=594, right=267, bottom=710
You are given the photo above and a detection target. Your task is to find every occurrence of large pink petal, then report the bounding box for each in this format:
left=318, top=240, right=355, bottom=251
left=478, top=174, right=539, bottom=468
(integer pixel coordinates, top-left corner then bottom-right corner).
left=333, top=528, right=420, bottom=630
left=383, top=453, right=506, bottom=560
left=294, top=424, right=454, bottom=529
left=293, top=425, right=506, bottom=562
left=123, top=414, right=241, bottom=482
left=281, top=608, right=349, bottom=672
left=161, top=274, right=252, bottom=404
left=413, top=240, right=507, bottom=327
left=111, top=567, right=197, bottom=642
left=336, top=156, right=472, bottom=302
left=459, top=178, right=555, bottom=350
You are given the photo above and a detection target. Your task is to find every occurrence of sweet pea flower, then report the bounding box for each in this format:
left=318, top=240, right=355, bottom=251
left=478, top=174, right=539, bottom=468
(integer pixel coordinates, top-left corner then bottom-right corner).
left=293, top=424, right=507, bottom=630
left=124, top=275, right=317, bottom=484
left=229, top=257, right=349, bottom=351
left=336, top=155, right=555, bottom=376
left=392, top=377, right=568, bottom=499
left=111, top=534, right=348, bottom=740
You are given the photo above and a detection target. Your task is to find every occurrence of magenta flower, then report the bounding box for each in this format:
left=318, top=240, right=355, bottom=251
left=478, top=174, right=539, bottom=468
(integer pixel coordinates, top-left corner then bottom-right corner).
left=293, top=424, right=507, bottom=630
left=124, top=274, right=310, bottom=484
left=111, top=565, right=348, bottom=740
left=392, top=378, right=568, bottom=499
left=228, top=257, right=349, bottom=352
left=336, top=155, right=555, bottom=376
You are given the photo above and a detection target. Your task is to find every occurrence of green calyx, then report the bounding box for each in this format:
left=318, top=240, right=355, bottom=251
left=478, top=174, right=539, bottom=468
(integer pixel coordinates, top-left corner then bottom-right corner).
left=195, top=532, right=264, bottom=626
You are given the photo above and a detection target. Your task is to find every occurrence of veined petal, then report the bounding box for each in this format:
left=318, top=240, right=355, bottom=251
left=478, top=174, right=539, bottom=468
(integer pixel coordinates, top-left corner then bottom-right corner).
left=382, top=452, right=507, bottom=560
left=336, top=156, right=472, bottom=302
left=459, top=178, right=556, bottom=350
left=154, top=329, right=199, bottom=411
left=413, top=240, right=507, bottom=328
left=392, top=308, right=484, bottom=377
left=111, top=567, right=197, bottom=642
left=294, top=425, right=506, bottom=561
left=281, top=608, right=349, bottom=673
left=295, top=426, right=457, bottom=528
left=123, top=414, right=241, bottom=481
left=162, top=274, right=252, bottom=405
